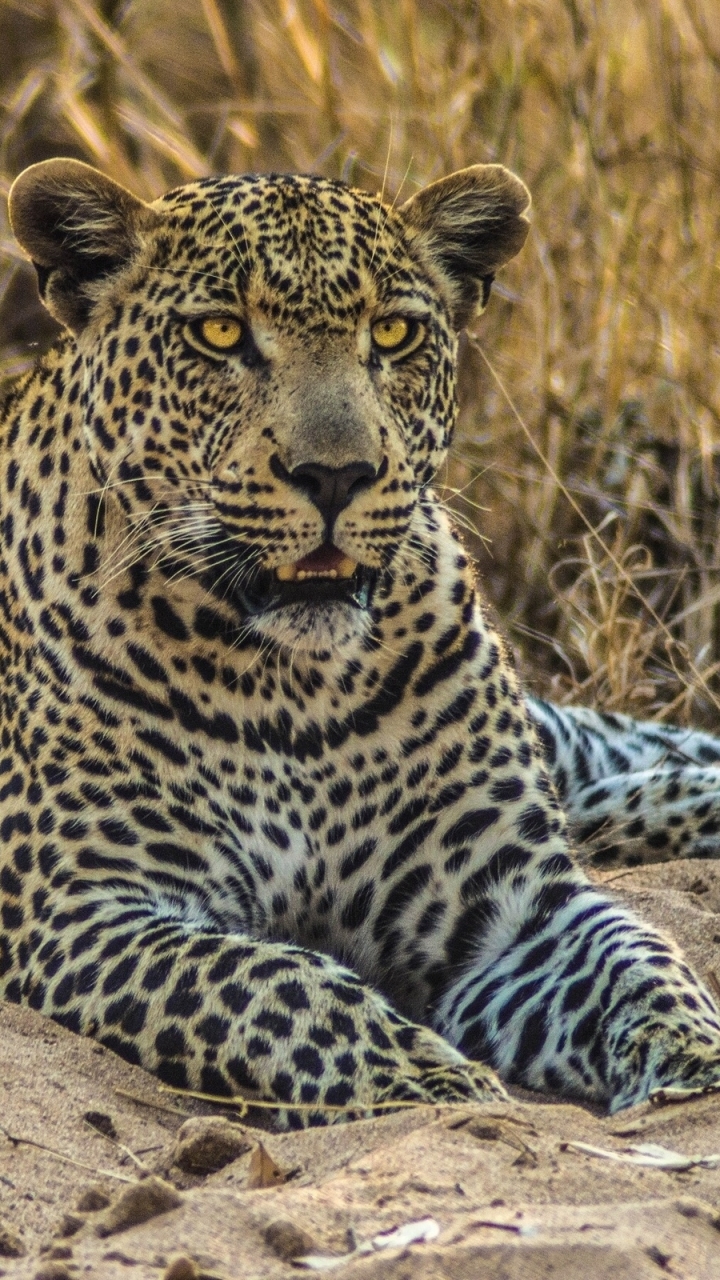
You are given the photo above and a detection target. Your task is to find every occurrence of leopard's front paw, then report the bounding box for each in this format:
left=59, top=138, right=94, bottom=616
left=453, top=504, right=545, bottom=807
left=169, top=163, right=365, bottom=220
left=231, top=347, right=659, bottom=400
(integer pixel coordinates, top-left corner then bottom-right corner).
left=650, top=1050, right=720, bottom=1103
left=611, top=1044, right=720, bottom=1112
left=380, top=1023, right=508, bottom=1107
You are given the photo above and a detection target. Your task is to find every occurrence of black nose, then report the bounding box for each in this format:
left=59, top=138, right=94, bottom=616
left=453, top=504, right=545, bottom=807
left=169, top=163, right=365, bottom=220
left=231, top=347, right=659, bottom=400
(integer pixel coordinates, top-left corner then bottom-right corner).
left=271, top=457, right=377, bottom=531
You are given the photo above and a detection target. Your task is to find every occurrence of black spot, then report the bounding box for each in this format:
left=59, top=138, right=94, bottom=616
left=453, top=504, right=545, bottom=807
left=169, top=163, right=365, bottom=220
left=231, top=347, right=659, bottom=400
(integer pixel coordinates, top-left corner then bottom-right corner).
left=200, top=1066, right=233, bottom=1096
left=102, top=953, right=140, bottom=995
left=293, top=1045, right=324, bottom=1077
left=253, top=1009, right=293, bottom=1038
left=98, top=818, right=139, bottom=847
left=98, top=1034, right=142, bottom=1066
left=324, top=1081, right=354, bottom=1106
left=157, top=1059, right=189, bottom=1088
left=561, top=973, right=595, bottom=1012
left=571, top=1008, right=600, bottom=1048
left=372, top=864, right=433, bottom=940
left=276, top=980, right=311, bottom=1011
left=165, top=971, right=203, bottom=1018
left=127, top=642, right=169, bottom=684
left=340, top=837, right=377, bottom=879
left=249, top=957, right=298, bottom=980
left=143, top=956, right=174, bottom=991
left=195, top=1014, right=231, bottom=1045
left=341, top=882, right=374, bottom=930
left=156, top=1024, right=187, bottom=1057
left=442, top=808, right=500, bottom=847
left=517, top=804, right=551, bottom=843
left=512, top=1007, right=548, bottom=1069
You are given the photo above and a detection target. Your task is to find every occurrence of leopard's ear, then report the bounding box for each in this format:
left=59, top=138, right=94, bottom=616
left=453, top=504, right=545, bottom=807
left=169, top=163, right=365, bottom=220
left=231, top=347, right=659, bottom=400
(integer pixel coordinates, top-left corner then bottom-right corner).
left=398, top=164, right=530, bottom=329
left=8, top=158, right=159, bottom=333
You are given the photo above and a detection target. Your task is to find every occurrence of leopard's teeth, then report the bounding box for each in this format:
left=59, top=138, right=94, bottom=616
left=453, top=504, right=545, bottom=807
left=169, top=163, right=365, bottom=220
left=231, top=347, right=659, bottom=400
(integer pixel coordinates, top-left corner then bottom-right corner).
left=275, top=557, right=358, bottom=582
left=337, top=556, right=358, bottom=579
left=276, top=563, right=298, bottom=581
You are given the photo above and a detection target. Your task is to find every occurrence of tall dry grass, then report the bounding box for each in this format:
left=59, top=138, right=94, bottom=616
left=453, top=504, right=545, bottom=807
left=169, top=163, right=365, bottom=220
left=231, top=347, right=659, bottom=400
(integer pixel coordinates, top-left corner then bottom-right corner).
left=1, top=0, right=720, bottom=724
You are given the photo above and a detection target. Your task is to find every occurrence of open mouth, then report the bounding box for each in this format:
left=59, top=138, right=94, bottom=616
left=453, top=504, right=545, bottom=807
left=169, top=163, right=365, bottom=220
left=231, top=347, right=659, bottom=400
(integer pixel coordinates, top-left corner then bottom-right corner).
left=224, top=543, right=379, bottom=616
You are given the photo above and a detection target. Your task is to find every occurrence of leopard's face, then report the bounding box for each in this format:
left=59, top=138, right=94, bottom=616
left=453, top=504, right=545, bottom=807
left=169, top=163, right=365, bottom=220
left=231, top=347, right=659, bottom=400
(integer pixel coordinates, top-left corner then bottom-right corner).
left=86, top=176, right=460, bottom=651
left=10, top=160, right=530, bottom=652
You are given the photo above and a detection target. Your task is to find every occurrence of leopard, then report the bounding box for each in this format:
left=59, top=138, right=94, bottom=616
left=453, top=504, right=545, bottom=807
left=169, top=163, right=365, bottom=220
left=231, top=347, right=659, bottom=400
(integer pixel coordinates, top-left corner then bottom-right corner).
left=2, top=155, right=720, bottom=1128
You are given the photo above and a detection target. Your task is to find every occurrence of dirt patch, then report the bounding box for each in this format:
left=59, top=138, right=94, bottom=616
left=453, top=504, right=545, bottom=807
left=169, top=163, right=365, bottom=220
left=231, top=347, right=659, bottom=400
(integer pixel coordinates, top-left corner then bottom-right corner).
left=0, top=861, right=718, bottom=1279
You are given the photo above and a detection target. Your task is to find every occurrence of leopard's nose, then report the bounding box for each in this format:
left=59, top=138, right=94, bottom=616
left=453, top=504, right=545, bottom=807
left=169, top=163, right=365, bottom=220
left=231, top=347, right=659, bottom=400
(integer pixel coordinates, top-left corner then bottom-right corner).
left=271, top=457, right=377, bottom=530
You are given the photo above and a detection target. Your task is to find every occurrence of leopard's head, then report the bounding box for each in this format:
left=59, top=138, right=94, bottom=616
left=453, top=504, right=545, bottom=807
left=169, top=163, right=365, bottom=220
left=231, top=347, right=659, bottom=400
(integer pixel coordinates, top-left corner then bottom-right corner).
left=9, top=158, right=529, bottom=652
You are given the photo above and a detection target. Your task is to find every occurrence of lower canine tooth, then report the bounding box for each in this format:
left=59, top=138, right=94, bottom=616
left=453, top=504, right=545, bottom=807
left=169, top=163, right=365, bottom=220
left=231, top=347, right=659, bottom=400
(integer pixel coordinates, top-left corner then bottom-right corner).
left=276, top=564, right=297, bottom=581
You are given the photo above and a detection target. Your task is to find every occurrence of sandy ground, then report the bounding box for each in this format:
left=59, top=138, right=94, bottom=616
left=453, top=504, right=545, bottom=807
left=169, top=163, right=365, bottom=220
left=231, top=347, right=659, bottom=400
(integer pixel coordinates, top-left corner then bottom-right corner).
left=0, top=860, right=719, bottom=1279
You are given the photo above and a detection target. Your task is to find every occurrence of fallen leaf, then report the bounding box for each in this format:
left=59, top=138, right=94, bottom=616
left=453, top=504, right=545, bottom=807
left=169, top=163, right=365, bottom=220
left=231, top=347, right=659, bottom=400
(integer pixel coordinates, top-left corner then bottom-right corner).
left=564, top=1140, right=720, bottom=1170
left=293, top=1252, right=370, bottom=1273
left=294, top=1217, right=440, bottom=1270
left=247, top=1141, right=288, bottom=1189
left=650, top=1083, right=720, bottom=1106
left=468, top=1218, right=539, bottom=1237
left=372, top=1218, right=440, bottom=1249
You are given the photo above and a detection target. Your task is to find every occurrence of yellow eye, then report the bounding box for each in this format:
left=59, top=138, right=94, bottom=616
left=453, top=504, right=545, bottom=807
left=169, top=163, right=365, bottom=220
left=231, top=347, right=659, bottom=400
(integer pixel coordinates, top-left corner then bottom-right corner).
left=371, top=316, right=411, bottom=351
left=199, top=317, right=243, bottom=349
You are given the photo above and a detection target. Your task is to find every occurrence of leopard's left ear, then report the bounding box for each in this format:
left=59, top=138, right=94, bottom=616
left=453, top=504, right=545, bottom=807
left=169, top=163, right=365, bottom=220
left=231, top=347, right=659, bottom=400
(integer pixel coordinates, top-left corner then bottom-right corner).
left=398, top=165, right=531, bottom=329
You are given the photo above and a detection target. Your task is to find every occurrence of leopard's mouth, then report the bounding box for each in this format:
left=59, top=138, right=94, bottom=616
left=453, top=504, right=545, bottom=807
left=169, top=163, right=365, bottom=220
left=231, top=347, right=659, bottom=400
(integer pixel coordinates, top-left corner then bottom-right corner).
left=225, top=543, right=379, bottom=616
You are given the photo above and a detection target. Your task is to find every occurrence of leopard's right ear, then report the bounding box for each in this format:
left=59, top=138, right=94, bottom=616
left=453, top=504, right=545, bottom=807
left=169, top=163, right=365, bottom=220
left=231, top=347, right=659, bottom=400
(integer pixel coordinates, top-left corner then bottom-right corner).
left=8, top=158, right=159, bottom=334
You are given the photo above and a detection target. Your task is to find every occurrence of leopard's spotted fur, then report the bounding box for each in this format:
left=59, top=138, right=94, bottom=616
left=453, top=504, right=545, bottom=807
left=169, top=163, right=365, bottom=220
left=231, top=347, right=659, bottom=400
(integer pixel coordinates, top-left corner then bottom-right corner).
left=1, top=157, right=720, bottom=1123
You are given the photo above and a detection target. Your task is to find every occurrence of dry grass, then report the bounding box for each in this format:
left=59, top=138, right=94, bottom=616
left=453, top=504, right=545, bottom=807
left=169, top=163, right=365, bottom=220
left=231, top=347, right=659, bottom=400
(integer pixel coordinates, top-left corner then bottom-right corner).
left=2, top=0, right=720, bottom=724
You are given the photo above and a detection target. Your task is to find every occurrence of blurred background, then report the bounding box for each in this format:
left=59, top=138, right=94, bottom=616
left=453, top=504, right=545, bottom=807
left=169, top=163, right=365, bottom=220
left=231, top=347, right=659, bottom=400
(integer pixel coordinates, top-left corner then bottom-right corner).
left=1, top=0, right=719, bottom=724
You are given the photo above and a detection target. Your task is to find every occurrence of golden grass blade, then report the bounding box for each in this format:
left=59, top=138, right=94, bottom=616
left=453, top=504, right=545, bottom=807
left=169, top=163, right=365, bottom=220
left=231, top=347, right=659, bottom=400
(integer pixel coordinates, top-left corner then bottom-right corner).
left=200, top=0, right=241, bottom=83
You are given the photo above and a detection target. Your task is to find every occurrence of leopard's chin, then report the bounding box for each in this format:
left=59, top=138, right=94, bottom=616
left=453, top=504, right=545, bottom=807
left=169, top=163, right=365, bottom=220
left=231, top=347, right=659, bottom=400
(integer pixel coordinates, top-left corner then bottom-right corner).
left=245, top=597, right=374, bottom=654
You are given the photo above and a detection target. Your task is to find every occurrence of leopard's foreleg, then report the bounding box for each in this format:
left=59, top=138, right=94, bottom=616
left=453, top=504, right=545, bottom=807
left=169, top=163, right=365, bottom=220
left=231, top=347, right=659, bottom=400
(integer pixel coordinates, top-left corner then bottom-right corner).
left=434, top=877, right=720, bottom=1111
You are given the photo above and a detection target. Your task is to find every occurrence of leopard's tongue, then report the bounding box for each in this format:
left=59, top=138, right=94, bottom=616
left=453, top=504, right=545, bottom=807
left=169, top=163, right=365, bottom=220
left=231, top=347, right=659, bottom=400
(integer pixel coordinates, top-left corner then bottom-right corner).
left=276, top=544, right=358, bottom=581
left=296, top=544, right=349, bottom=573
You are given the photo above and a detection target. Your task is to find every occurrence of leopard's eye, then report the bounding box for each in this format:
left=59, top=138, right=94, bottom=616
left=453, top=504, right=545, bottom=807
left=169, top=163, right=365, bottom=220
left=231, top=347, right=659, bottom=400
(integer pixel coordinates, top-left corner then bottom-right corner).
left=371, top=317, right=411, bottom=351
left=198, top=317, right=243, bottom=350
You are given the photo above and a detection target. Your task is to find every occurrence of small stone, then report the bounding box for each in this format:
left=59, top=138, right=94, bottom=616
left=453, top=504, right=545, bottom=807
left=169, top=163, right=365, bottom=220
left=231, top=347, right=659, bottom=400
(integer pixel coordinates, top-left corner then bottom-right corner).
left=0, top=1223, right=25, bottom=1257
left=34, top=1266, right=71, bottom=1280
left=689, top=877, right=709, bottom=895
left=83, top=1110, right=117, bottom=1139
left=675, top=1196, right=720, bottom=1231
left=466, top=1121, right=503, bottom=1141
left=54, top=1214, right=84, bottom=1239
left=163, top=1255, right=199, bottom=1280
left=95, top=1176, right=183, bottom=1237
left=173, top=1117, right=251, bottom=1174
left=675, top=1199, right=701, bottom=1220
left=76, top=1184, right=111, bottom=1213
left=263, top=1218, right=317, bottom=1261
